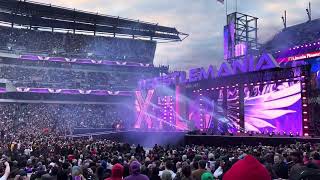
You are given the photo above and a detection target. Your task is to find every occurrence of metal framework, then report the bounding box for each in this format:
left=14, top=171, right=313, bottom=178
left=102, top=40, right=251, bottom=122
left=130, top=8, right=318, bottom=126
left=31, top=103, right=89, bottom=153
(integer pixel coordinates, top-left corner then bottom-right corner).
left=0, top=0, right=188, bottom=41
left=226, top=12, right=259, bottom=63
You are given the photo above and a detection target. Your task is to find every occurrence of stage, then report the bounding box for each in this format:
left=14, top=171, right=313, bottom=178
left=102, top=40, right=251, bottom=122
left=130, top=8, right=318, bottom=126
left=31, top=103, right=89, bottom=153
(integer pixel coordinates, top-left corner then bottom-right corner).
left=185, top=134, right=320, bottom=146
left=70, top=131, right=320, bottom=147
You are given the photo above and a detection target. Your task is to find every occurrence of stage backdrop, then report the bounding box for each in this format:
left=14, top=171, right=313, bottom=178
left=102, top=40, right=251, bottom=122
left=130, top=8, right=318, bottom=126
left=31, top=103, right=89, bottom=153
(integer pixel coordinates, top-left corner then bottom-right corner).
left=188, top=87, right=240, bottom=133
left=244, top=81, right=302, bottom=134
left=134, top=85, right=189, bottom=131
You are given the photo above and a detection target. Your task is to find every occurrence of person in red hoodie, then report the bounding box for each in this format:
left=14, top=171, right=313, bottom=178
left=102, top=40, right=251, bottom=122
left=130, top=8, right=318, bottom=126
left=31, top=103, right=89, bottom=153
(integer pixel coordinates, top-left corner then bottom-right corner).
left=223, top=155, right=271, bottom=180
left=105, top=163, right=124, bottom=180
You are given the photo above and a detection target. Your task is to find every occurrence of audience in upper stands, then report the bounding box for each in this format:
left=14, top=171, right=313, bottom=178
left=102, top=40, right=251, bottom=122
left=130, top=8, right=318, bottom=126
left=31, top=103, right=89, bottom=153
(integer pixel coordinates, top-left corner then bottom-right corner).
left=0, top=65, right=154, bottom=90
left=0, top=26, right=156, bottom=64
left=262, top=19, right=320, bottom=54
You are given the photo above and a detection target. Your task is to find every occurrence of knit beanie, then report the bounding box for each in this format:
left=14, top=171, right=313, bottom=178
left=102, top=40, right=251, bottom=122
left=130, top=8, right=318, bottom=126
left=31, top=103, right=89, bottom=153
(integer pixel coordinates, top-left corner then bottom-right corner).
left=130, top=161, right=141, bottom=175
left=201, top=172, right=214, bottom=180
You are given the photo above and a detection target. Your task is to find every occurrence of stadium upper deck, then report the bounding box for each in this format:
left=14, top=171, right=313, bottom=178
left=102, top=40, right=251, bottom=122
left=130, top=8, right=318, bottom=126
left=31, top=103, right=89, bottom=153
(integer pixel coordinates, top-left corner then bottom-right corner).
left=0, top=0, right=187, bottom=41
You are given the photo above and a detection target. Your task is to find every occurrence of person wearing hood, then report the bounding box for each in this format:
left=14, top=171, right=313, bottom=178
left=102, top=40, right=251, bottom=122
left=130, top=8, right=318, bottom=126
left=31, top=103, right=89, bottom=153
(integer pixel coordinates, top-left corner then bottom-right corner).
left=124, top=161, right=149, bottom=180
left=105, top=163, right=124, bottom=180
left=223, top=155, right=271, bottom=180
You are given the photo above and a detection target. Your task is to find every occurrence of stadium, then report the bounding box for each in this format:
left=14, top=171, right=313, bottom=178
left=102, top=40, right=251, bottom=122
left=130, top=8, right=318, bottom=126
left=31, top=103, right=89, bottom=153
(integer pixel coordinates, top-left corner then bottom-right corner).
left=0, top=0, right=320, bottom=180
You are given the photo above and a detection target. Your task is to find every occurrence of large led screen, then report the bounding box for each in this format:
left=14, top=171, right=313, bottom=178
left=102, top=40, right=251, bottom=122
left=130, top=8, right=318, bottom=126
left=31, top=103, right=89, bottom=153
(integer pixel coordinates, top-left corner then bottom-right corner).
left=227, top=87, right=241, bottom=132
left=188, top=88, right=239, bottom=133
left=134, top=87, right=189, bottom=131
left=244, top=81, right=302, bottom=134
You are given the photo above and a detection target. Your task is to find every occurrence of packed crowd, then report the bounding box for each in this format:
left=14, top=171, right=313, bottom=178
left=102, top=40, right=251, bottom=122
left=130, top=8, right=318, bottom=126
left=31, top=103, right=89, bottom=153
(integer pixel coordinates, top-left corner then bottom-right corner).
left=0, top=26, right=156, bottom=63
left=0, top=133, right=320, bottom=180
left=262, top=19, right=320, bottom=52
left=0, top=103, right=131, bottom=136
left=0, top=65, right=152, bottom=90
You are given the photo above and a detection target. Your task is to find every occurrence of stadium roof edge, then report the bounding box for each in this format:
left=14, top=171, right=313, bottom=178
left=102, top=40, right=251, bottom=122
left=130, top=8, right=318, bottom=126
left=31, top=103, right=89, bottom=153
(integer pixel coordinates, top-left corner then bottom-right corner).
left=0, top=0, right=188, bottom=41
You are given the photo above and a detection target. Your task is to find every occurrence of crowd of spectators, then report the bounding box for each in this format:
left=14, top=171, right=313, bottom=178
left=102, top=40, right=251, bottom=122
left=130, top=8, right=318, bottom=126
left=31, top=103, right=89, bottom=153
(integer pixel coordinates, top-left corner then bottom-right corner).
left=262, top=19, right=320, bottom=53
left=0, top=65, right=152, bottom=90
left=0, top=26, right=156, bottom=63
left=0, top=133, right=320, bottom=180
left=0, top=103, right=131, bottom=137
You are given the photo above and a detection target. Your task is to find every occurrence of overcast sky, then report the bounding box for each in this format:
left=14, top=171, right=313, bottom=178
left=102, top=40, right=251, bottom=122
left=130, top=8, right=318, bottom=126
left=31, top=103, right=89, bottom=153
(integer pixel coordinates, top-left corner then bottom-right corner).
left=34, top=0, right=320, bottom=70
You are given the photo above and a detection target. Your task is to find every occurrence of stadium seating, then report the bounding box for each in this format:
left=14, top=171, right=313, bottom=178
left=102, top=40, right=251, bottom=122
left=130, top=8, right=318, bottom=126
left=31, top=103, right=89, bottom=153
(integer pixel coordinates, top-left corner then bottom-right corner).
left=0, top=26, right=156, bottom=64
left=0, top=64, right=156, bottom=90
left=0, top=103, right=131, bottom=134
left=262, top=19, right=320, bottom=52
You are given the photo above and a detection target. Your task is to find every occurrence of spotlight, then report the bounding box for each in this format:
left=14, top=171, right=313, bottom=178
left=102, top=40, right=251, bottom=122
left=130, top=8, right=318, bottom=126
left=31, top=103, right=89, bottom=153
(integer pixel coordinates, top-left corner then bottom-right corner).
left=289, top=132, right=293, bottom=137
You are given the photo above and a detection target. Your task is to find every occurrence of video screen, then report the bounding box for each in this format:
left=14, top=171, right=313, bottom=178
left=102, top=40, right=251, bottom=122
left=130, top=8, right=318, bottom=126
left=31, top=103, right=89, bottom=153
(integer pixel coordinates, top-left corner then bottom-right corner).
left=188, top=88, right=239, bottom=133
left=244, top=81, right=302, bottom=134
left=134, top=87, right=189, bottom=131
left=227, top=87, right=241, bottom=132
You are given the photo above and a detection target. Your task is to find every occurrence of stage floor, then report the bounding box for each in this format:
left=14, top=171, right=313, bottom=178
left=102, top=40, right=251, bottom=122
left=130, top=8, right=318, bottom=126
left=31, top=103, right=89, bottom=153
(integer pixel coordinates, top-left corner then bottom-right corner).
left=70, top=131, right=320, bottom=147
left=185, top=134, right=320, bottom=146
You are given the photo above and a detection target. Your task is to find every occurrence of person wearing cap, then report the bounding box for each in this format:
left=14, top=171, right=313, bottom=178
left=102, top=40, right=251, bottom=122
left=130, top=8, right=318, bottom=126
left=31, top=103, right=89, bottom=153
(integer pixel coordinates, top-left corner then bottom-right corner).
left=106, top=163, right=124, bottom=180
left=124, top=161, right=149, bottom=180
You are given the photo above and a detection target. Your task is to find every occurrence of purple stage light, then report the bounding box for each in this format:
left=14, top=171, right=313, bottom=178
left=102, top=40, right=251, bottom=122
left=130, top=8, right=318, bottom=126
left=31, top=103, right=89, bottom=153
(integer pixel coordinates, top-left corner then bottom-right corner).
left=19, top=55, right=154, bottom=68
left=134, top=90, right=154, bottom=129
left=15, top=87, right=132, bottom=96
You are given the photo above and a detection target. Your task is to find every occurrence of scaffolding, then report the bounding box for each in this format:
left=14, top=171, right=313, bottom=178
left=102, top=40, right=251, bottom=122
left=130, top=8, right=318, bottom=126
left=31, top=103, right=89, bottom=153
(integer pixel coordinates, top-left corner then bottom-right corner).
left=225, top=12, right=259, bottom=63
